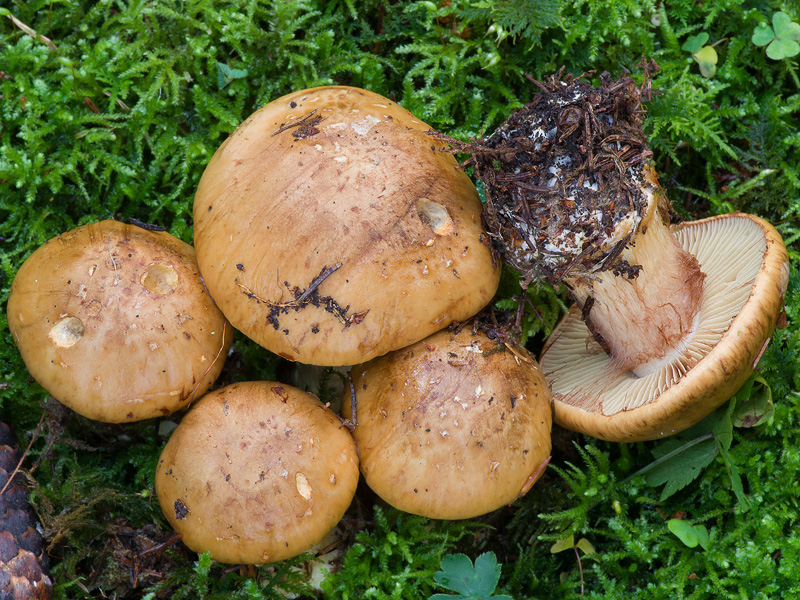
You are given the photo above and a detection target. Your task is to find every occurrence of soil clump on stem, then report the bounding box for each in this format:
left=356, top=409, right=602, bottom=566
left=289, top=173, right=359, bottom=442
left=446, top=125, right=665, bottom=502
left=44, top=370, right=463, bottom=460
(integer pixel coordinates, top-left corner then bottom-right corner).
left=442, top=59, right=662, bottom=288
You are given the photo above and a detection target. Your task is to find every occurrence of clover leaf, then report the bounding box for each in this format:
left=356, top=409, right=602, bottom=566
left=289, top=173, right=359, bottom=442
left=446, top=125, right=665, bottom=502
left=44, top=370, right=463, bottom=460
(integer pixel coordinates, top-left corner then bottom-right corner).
left=550, top=534, right=597, bottom=557
left=216, top=61, right=249, bottom=89
left=681, top=32, right=718, bottom=78
left=752, top=11, right=800, bottom=60
left=429, top=553, right=512, bottom=600
left=668, top=519, right=710, bottom=550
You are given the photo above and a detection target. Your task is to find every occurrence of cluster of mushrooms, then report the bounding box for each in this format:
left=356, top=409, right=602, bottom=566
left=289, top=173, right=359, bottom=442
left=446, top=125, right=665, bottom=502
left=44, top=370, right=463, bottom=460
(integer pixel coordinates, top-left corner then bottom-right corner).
left=7, top=69, right=789, bottom=567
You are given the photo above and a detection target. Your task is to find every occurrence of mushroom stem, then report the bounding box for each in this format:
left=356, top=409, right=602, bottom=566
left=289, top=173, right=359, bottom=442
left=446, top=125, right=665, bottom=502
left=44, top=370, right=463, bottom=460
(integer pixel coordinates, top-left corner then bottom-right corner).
left=566, top=173, right=705, bottom=377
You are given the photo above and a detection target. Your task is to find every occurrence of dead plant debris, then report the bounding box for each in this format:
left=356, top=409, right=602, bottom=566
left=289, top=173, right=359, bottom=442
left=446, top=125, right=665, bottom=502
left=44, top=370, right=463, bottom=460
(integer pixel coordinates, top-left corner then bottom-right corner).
left=236, top=263, right=369, bottom=331
left=436, top=59, right=661, bottom=287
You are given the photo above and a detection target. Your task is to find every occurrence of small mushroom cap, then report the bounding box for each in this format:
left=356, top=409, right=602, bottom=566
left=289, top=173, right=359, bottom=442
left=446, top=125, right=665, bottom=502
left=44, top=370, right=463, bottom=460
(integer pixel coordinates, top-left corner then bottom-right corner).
left=344, top=327, right=552, bottom=520
left=6, top=220, right=233, bottom=423
left=155, top=381, right=360, bottom=564
left=541, top=213, right=790, bottom=442
left=193, top=86, right=500, bottom=366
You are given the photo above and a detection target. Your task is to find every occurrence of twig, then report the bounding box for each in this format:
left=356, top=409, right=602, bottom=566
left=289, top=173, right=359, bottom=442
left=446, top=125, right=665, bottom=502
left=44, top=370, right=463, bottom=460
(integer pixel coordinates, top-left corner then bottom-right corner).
left=347, top=370, right=357, bottom=427
left=6, top=14, right=57, bottom=50
left=188, top=320, right=228, bottom=407
left=136, top=532, right=183, bottom=559
left=296, top=263, right=342, bottom=305
left=0, top=411, right=46, bottom=496
left=503, top=341, right=535, bottom=366
left=236, top=263, right=343, bottom=309
left=272, top=109, right=321, bottom=136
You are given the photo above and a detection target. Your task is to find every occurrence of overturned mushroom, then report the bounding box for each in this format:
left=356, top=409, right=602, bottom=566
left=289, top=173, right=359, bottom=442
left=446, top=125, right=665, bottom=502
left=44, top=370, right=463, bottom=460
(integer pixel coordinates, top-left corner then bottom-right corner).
left=155, top=381, right=360, bottom=564
left=6, top=220, right=233, bottom=423
left=344, top=325, right=552, bottom=519
left=458, top=66, right=789, bottom=441
left=193, top=86, right=500, bottom=366
left=541, top=211, right=789, bottom=441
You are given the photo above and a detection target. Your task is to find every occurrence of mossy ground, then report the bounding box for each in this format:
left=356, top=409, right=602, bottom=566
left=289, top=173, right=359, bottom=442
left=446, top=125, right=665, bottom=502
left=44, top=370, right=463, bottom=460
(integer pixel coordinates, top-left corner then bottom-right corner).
left=2, top=1, right=799, bottom=598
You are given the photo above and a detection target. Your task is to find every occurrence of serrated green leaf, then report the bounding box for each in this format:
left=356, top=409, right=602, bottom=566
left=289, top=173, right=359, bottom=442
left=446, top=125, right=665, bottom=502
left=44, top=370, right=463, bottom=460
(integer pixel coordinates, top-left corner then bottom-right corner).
left=550, top=535, right=575, bottom=554
left=716, top=442, right=751, bottom=510
left=711, top=397, right=735, bottom=451
left=772, top=12, right=800, bottom=40
left=752, top=22, right=775, bottom=46
left=767, top=38, right=800, bottom=59
left=682, top=32, right=709, bottom=53
left=733, top=375, right=774, bottom=428
left=430, top=595, right=513, bottom=600
left=473, top=552, right=503, bottom=597
left=693, top=45, right=718, bottom=78
left=645, top=435, right=717, bottom=501
left=433, top=552, right=503, bottom=599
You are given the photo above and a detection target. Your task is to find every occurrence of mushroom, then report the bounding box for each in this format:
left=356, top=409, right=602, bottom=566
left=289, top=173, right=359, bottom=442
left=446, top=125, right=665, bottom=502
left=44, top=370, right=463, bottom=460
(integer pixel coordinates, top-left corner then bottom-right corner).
left=155, top=381, right=360, bottom=564
left=343, top=325, right=552, bottom=520
left=193, top=86, right=500, bottom=367
left=540, top=210, right=789, bottom=441
left=6, top=220, right=233, bottom=423
left=456, top=65, right=790, bottom=441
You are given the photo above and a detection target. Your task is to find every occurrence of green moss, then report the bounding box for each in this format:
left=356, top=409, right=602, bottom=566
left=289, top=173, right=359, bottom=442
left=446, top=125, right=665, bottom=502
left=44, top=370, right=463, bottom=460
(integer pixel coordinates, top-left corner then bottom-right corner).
left=2, top=0, right=798, bottom=598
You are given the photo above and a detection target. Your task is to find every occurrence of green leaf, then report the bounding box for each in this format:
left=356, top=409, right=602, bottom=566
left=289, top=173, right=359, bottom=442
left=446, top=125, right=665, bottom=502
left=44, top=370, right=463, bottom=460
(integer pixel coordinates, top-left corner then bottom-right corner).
left=693, top=45, right=718, bottom=78
left=432, top=552, right=511, bottom=599
left=643, top=435, right=717, bottom=500
left=767, top=38, right=800, bottom=60
left=682, top=32, right=709, bottom=54
left=575, top=538, right=596, bottom=556
left=733, top=375, right=774, bottom=428
left=487, top=0, right=563, bottom=45
left=711, top=393, right=735, bottom=451
left=752, top=22, right=775, bottom=46
left=772, top=11, right=800, bottom=41
left=717, top=442, right=751, bottom=510
left=694, top=525, right=710, bottom=551
left=668, top=519, right=710, bottom=550
left=473, top=553, right=508, bottom=598
left=216, top=61, right=248, bottom=89
left=550, top=535, right=575, bottom=554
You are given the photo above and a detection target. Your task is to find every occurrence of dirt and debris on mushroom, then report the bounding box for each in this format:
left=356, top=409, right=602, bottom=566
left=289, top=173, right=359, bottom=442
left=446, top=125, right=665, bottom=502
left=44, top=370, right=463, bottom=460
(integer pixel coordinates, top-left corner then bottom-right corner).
left=443, top=59, right=660, bottom=285
left=234, top=263, right=370, bottom=331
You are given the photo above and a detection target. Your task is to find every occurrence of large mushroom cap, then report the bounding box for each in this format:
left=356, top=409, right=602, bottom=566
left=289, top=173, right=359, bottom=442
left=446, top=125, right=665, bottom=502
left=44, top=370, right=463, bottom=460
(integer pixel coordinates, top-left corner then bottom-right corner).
left=344, top=326, right=552, bottom=520
left=6, top=220, right=233, bottom=423
left=540, top=213, right=790, bottom=442
left=155, top=381, right=360, bottom=564
left=193, top=86, right=500, bottom=366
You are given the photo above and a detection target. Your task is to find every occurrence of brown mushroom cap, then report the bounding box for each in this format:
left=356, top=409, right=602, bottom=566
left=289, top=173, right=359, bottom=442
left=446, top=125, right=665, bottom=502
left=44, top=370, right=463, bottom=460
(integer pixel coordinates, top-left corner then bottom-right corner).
left=343, top=327, right=552, bottom=520
left=540, top=212, right=790, bottom=442
left=6, top=220, right=233, bottom=423
left=155, top=381, right=360, bottom=564
left=193, top=86, right=500, bottom=366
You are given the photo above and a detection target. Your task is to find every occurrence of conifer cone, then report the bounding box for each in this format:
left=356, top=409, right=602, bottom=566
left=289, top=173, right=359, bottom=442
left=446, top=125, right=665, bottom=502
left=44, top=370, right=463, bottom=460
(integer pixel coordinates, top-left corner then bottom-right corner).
left=0, top=422, right=53, bottom=600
